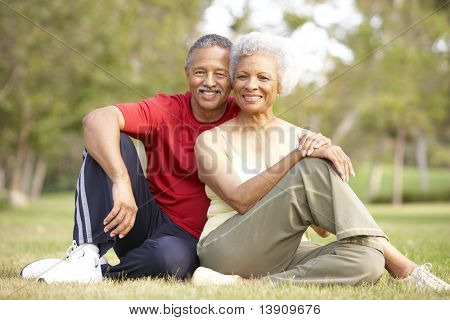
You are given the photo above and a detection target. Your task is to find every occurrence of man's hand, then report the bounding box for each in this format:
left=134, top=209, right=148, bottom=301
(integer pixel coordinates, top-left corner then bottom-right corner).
left=298, top=132, right=331, bottom=157
left=103, top=179, right=138, bottom=239
left=309, top=145, right=355, bottom=182
left=310, top=224, right=331, bottom=238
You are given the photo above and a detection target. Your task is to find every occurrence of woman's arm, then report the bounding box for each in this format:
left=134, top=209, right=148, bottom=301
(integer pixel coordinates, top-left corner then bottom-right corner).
left=195, top=129, right=305, bottom=214
left=196, top=128, right=354, bottom=215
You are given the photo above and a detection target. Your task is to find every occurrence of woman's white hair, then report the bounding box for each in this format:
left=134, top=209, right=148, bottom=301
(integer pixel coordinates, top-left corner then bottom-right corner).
left=230, top=32, right=300, bottom=95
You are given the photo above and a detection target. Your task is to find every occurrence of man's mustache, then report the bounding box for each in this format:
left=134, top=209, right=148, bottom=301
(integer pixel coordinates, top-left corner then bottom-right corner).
left=197, top=86, right=223, bottom=94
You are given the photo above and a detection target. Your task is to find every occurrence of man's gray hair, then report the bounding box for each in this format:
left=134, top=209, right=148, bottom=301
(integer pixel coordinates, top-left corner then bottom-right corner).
left=185, top=34, right=233, bottom=70
left=230, top=32, right=300, bottom=95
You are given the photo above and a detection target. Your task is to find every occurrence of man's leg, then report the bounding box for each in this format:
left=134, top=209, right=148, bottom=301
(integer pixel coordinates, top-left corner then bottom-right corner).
left=73, top=133, right=199, bottom=280
left=197, top=158, right=387, bottom=284
left=22, top=133, right=160, bottom=282
left=73, top=133, right=161, bottom=256
left=105, top=223, right=199, bottom=280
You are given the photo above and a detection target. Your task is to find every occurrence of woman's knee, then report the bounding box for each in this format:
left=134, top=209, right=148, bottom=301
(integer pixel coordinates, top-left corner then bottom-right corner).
left=354, top=247, right=385, bottom=284
left=296, top=158, right=332, bottom=174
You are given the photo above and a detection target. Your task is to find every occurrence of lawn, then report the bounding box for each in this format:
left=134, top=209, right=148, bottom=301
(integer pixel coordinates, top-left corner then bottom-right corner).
left=0, top=192, right=449, bottom=299
left=348, top=164, right=450, bottom=202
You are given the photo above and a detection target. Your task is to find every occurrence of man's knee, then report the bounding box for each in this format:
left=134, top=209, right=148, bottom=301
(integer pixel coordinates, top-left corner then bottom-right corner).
left=139, top=238, right=198, bottom=279
left=118, top=133, right=144, bottom=174
left=119, top=133, right=135, bottom=152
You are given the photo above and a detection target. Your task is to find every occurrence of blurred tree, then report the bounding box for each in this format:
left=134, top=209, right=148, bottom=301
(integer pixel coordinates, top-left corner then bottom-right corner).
left=353, top=0, right=448, bottom=203
left=229, top=0, right=255, bottom=35
left=275, top=0, right=448, bottom=203
left=0, top=0, right=210, bottom=205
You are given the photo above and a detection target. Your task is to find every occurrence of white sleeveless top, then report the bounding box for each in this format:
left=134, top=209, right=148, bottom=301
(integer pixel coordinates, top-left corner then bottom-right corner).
left=200, top=126, right=311, bottom=241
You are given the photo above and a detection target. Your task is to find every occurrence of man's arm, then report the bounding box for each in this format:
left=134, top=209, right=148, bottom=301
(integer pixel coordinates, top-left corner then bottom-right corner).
left=82, top=106, right=138, bottom=239
left=83, top=106, right=126, bottom=180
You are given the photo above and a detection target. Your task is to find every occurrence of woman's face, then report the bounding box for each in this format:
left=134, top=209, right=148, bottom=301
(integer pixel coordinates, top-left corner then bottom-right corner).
left=233, top=53, right=279, bottom=114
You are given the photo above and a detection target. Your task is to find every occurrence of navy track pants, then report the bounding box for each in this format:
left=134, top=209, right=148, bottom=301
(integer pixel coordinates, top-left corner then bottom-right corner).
left=73, top=133, right=199, bottom=279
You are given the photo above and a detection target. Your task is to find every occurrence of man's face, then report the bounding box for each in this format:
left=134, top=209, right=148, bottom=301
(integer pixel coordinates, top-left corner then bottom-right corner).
left=185, top=46, right=231, bottom=114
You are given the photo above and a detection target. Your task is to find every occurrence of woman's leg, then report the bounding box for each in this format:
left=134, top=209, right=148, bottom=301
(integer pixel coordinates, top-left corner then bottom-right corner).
left=379, top=238, right=416, bottom=278
left=265, top=241, right=384, bottom=285
left=198, top=158, right=387, bottom=284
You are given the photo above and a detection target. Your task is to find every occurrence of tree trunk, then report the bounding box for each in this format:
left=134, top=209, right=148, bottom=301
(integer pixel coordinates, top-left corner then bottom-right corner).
left=30, top=158, right=47, bottom=199
left=9, top=107, right=31, bottom=206
left=21, top=149, right=35, bottom=197
left=0, top=166, right=5, bottom=201
left=0, top=166, right=5, bottom=192
left=9, top=142, right=29, bottom=206
left=331, top=109, right=358, bottom=145
left=415, top=129, right=429, bottom=191
left=392, top=126, right=406, bottom=204
left=367, top=162, right=383, bottom=201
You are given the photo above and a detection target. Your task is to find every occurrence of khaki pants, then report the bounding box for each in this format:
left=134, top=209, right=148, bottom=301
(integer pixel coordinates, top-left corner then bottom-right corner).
left=197, top=158, right=388, bottom=285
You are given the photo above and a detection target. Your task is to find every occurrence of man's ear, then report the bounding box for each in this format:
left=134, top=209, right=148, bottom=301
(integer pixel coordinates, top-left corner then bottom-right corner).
left=185, top=66, right=190, bottom=77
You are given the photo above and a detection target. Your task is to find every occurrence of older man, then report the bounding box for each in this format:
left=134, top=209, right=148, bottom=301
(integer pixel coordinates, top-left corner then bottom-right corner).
left=21, top=34, right=328, bottom=283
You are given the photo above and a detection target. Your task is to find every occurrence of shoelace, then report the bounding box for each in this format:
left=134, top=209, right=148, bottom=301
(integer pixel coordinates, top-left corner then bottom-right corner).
left=65, top=240, right=85, bottom=260
left=414, top=263, right=448, bottom=288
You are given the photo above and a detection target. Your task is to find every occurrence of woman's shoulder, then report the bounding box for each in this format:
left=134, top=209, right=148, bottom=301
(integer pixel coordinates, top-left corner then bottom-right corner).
left=196, top=123, right=231, bottom=149
left=201, top=119, right=240, bottom=141
left=195, top=124, right=231, bottom=162
left=274, top=118, right=309, bottom=134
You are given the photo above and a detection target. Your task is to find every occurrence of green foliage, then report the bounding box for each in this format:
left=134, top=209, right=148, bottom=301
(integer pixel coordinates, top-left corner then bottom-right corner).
left=276, top=0, right=449, bottom=169
left=283, top=12, right=309, bottom=32
left=0, top=0, right=211, bottom=193
left=229, top=0, right=255, bottom=34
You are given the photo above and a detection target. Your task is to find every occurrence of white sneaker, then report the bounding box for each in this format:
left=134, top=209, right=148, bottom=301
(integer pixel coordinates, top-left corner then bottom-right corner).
left=38, top=241, right=102, bottom=284
left=403, top=263, right=450, bottom=291
left=191, top=267, right=242, bottom=286
left=21, top=258, right=62, bottom=280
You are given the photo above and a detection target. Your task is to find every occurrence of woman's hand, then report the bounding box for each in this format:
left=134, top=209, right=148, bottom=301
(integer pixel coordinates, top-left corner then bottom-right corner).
left=309, top=145, right=355, bottom=182
left=298, top=132, right=331, bottom=157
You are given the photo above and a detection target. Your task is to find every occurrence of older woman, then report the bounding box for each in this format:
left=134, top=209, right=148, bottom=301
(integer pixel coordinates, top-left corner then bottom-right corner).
left=193, top=32, right=448, bottom=290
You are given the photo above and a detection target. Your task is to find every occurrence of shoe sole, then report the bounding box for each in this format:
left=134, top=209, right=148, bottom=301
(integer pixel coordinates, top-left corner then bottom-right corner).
left=20, top=260, right=40, bottom=277
left=20, top=259, right=62, bottom=280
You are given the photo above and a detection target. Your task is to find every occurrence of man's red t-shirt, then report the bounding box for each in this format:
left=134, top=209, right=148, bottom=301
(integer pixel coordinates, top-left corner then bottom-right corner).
left=116, top=92, right=239, bottom=239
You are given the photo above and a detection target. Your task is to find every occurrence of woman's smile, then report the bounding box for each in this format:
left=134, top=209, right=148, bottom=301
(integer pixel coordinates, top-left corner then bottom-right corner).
left=233, top=53, right=279, bottom=113
left=242, top=93, right=263, bottom=103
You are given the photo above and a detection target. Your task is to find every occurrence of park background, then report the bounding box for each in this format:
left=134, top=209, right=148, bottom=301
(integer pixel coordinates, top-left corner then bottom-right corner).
left=0, top=0, right=449, bottom=299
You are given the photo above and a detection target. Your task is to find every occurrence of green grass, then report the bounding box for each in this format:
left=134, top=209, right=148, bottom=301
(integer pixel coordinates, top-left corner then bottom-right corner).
left=348, top=164, right=450, bottom=202
left=0, top=192, right=449, bottom=299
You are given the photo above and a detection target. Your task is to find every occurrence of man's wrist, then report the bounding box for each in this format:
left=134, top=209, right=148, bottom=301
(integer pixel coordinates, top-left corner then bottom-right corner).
left=111, top=170, right=130, bottom=183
